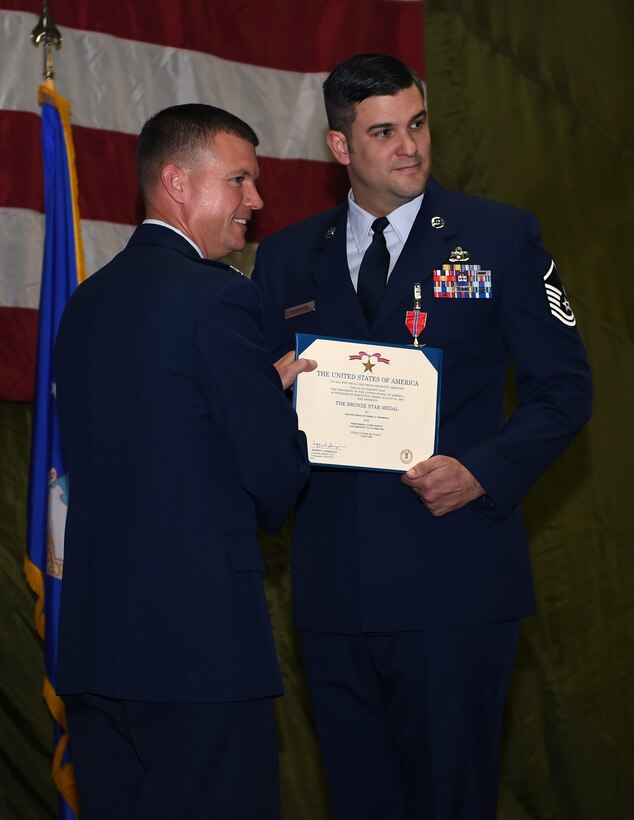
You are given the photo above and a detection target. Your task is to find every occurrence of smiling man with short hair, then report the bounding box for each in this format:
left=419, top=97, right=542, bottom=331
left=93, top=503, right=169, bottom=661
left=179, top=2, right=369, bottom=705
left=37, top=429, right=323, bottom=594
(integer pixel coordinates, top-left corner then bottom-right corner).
left=54, top=103, right=314, bottom=820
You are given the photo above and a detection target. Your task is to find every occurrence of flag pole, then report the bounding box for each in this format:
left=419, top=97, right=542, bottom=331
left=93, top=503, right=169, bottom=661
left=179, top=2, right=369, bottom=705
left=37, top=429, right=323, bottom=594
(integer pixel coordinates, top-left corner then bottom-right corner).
left=31, top=0, right=62, bottom=88
left=32, top=1, right=86, bottom=284
left=27, top=4, right=82, bottom=817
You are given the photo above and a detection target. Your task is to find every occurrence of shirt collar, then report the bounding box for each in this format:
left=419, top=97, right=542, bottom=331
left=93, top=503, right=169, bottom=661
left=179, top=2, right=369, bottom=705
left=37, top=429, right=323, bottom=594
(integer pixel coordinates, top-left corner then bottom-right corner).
left=142, top=219, right=204, bottom=258
left=347, top=189, right=425, bottom=253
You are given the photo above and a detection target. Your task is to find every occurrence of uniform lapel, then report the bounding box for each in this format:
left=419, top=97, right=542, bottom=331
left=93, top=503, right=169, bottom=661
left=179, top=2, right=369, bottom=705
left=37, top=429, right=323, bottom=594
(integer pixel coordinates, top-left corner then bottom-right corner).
left=373, top=178, right=459, bottom=335
left=309, top=205, right=371, bottom=337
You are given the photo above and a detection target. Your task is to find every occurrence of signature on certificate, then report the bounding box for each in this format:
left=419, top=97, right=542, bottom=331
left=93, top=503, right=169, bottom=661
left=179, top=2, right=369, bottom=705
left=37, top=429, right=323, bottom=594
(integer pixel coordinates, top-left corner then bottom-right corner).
left=310, top=441, right=346, bottom=459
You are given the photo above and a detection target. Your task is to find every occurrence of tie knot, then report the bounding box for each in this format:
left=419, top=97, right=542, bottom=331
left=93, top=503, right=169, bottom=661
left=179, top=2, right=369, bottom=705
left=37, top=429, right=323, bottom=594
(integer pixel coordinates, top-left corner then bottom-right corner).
left=371, top=216, right=389, bottom=235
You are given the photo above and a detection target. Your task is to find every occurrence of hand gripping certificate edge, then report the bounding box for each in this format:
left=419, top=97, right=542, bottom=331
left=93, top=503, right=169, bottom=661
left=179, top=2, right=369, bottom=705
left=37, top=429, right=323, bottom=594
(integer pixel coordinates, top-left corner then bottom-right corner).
left=293, top=333, right=443, bottom=473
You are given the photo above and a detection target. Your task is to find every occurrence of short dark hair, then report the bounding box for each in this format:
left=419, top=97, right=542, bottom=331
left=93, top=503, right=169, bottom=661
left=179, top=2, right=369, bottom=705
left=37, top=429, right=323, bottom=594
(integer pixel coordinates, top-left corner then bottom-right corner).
left=135, top=103, right=259, bottom=197
left=323, top=54, right=425, bottom=141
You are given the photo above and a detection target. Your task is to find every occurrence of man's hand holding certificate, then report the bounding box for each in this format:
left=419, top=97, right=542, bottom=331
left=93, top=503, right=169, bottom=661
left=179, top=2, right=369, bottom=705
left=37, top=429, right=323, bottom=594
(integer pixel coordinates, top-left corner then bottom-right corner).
left=294, top=334, right=442, bottom=472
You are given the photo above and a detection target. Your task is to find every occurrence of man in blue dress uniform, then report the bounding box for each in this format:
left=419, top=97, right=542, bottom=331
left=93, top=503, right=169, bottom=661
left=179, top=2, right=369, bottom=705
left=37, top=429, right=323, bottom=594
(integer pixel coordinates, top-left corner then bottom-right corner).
left=252, top=54, right=592, bottom=820
left=54, top=104, right=314, bottom=820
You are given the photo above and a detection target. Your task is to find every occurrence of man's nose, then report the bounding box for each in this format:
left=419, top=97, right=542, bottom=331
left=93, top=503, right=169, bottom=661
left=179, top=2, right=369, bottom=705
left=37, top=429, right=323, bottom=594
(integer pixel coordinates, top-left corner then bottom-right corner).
left=244, top=182, right=264, bottom=211
left=397, top=131, right=418, bottom=156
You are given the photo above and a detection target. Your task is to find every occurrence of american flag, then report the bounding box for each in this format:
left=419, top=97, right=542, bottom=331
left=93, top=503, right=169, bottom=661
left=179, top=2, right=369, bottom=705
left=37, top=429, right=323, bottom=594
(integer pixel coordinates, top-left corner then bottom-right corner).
left=1, top=3, right=424, bottom=815
left=0, top=0, right=424, bottom=402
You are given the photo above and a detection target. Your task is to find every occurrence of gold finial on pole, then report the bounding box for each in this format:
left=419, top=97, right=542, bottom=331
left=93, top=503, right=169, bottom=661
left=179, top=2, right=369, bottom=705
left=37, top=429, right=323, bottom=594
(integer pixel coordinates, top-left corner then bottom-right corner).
left=31, top=1, right=62, bottom=86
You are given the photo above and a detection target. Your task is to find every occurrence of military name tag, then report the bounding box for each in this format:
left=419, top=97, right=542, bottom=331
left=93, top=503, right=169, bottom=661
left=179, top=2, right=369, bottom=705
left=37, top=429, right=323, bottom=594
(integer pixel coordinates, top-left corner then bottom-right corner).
left=433, top=265, right=492, bottom=299
left=285, top=300, right=316, bottom=319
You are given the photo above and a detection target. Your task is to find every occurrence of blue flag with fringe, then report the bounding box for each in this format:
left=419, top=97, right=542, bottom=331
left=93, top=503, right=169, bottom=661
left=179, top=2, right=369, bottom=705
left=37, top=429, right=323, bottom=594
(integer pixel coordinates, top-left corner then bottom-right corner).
left=25, top=84, right=85, bottom=820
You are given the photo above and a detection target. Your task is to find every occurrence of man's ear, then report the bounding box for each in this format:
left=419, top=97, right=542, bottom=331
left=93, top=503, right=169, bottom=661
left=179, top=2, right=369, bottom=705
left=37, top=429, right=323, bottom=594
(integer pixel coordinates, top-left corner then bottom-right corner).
left=326, top=130, right=351, bottom=167
left=160, top=165, right=186, bottom=204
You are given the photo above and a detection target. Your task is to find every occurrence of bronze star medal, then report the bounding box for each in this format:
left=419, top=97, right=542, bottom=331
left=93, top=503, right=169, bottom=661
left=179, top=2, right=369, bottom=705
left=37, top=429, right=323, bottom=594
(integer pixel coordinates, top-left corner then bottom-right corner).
left=405, top=283, right=427, bottom=346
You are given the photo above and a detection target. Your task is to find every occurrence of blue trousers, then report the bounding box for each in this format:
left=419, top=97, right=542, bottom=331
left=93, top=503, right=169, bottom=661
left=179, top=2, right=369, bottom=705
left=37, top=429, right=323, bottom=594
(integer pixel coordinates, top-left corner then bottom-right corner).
left=300, top=622, right=519, bottom=820
left=64, top=694, right=280, bottom=820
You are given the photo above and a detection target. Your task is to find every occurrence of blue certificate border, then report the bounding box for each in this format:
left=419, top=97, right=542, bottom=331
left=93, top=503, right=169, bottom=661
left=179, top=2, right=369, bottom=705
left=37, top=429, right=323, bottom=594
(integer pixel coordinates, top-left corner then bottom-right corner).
left=294, top=333, right=443, bottom=472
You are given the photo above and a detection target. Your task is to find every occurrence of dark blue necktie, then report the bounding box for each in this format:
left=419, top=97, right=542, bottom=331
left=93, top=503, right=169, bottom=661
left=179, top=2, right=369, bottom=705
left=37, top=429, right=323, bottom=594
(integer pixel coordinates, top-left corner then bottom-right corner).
left=357, top=216, right=390, bottom=322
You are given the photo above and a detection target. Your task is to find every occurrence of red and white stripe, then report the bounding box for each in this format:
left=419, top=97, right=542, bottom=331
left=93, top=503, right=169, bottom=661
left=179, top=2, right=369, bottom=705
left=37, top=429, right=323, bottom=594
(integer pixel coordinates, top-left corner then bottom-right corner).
left=0, top=0, right=424, bottom=399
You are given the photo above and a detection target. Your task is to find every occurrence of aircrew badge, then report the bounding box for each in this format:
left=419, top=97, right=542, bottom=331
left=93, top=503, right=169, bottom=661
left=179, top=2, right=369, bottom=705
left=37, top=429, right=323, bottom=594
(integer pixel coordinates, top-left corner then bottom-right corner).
left=448, top=246, right=470, bottom=262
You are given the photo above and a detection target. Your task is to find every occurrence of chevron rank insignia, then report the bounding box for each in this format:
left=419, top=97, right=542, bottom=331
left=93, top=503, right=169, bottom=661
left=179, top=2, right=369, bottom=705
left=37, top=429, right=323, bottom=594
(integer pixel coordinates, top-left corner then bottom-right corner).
left=543, top=260, right=576, bottom=326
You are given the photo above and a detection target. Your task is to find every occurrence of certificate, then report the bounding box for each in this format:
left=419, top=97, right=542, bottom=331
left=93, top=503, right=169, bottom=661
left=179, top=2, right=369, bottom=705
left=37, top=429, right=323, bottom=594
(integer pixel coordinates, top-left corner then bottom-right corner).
left=294, top=334, right=442, bottom=472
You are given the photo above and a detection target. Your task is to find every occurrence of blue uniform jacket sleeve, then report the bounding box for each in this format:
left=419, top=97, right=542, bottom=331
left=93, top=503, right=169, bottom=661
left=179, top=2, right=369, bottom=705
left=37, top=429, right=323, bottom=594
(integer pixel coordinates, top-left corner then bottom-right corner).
left=457, top=212, right=592, bottom=520
left=193, top=274, right=309, bottom=533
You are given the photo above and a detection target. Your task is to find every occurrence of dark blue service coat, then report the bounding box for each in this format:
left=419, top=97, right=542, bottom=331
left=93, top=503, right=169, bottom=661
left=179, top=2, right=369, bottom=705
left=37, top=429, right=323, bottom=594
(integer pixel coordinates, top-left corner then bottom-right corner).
left=54, top=224, right=309, bottom=702
left=252, top=177, right=592, bottom=635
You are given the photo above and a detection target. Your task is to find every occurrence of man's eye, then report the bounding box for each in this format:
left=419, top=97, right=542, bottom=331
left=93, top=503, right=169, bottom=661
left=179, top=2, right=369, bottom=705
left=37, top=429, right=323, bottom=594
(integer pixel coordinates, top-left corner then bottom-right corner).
left=232, top=176, right=245, bottom=184
left=411, top=117, right=427, bottom=130
left=375, top=129, right=391, bottom=138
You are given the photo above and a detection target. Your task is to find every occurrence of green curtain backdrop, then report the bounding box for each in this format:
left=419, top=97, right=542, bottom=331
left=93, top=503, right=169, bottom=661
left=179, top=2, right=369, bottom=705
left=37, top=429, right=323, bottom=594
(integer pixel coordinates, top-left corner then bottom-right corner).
left=425, top=4, right=634, bottom=815
left=1, top=2, right=633, bottom=817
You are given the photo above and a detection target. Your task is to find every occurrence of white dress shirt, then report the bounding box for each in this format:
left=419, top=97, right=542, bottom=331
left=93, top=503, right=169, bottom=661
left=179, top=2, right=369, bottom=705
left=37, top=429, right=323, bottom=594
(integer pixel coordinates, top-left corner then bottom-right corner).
left=346, top=190, right=424, bottom=291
